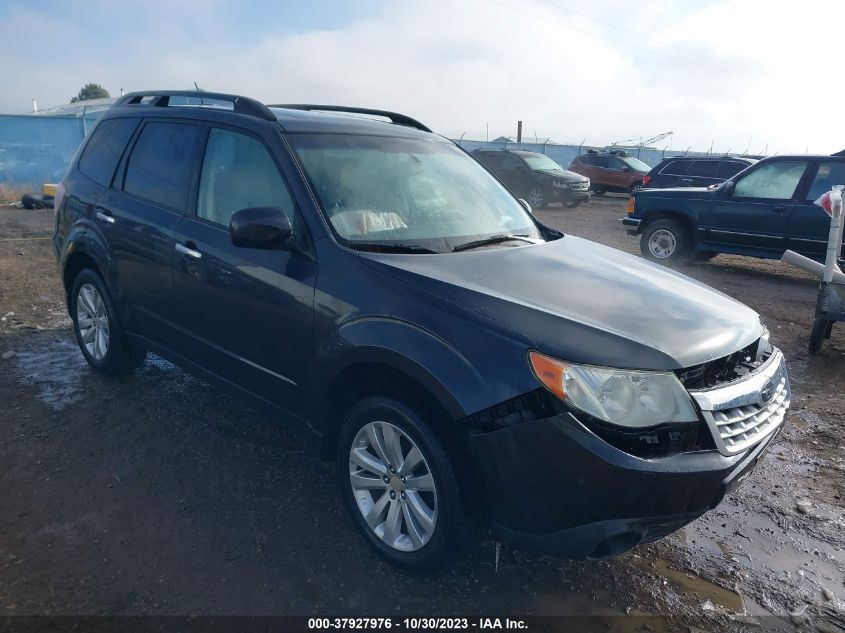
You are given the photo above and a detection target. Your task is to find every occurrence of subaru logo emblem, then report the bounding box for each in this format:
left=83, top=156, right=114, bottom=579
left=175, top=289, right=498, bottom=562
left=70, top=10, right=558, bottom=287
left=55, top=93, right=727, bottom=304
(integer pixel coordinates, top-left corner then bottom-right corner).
left=760, top=379, right=776, bottom=403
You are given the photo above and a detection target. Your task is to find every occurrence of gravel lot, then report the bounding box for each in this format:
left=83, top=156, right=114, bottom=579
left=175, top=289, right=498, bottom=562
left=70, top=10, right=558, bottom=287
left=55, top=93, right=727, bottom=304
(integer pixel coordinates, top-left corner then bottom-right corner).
left=0, top=198, right=843, bottom=631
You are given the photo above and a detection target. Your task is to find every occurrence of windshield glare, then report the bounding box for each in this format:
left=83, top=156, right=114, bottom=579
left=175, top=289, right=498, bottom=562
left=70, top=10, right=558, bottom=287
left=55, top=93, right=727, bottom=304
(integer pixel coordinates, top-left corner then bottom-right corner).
left=522, top=154, right=563, bottom=171
left=621, top=156, right=651, bottom=172
left=290, top=134, right=542, bottom=252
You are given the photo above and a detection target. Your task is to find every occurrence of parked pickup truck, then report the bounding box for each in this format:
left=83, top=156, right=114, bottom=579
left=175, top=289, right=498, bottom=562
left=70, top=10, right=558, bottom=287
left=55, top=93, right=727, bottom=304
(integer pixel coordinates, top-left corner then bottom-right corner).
left=623, top=155, right=845, bottom=264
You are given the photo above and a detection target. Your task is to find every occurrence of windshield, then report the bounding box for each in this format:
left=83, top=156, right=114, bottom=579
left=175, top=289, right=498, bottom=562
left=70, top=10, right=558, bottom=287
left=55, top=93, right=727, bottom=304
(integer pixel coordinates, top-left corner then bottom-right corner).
left=522, top=154, right=563, bottom=171
left=290, top=134, right=542, bottom=253
left=620, top=156, right=651, bottom=172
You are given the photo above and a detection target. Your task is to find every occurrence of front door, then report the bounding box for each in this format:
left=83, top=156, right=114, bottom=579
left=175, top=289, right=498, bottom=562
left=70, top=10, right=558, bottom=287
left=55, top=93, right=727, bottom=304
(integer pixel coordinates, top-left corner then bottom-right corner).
left=170, top=124, right=316, bottom=412
left=704, top=160, right=809, bottom=255
left=787, top=160, right=845, bottom=259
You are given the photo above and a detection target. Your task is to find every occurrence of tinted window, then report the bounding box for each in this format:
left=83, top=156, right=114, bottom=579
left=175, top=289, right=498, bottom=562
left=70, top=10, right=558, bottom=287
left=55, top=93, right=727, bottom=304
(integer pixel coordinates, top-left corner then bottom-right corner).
left=197, top=128, right=295, bottom=227
left=475, top=152, right=503, bottom=169
left=123, top=121, right=200, bottom=211
left=687, top=160, right=719, bottom=177
left=719, top=161, right=748, bottom=179
left=805, top=161, right=845, bottom=201
left=501, top=154, right=524, bottom=170
left=592, top=155, right=610, bottom=168
left=577, top=154, right=595, bottom=166
left=733, top=162, right=806, bottom=200
left=660, top=160, right=690, bottom=176
left=78, top=118, right=138, bottom=187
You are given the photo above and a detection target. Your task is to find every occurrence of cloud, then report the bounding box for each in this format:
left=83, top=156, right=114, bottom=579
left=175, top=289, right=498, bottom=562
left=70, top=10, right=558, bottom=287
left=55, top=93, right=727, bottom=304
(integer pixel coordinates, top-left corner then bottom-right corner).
left=0, top=0, right=837, bottom=153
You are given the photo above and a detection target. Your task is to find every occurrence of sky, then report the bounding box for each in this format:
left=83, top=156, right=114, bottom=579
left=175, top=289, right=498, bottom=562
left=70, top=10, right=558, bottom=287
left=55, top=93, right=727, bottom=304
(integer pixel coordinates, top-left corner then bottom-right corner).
left=1, top=0, right=842, bottom=154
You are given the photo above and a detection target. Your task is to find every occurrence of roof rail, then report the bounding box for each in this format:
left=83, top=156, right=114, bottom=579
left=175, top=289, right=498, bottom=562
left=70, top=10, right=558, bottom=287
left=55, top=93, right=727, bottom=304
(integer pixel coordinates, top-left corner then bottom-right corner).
left=269, top=104, right=432, bottom=133
left=113, top=91, right=276, bottom=122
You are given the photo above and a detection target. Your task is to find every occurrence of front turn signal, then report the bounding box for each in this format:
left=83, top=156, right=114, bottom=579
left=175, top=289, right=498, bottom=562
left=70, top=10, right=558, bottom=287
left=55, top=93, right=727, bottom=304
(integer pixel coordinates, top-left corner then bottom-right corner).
left=626, top=196, right=635, bottom=215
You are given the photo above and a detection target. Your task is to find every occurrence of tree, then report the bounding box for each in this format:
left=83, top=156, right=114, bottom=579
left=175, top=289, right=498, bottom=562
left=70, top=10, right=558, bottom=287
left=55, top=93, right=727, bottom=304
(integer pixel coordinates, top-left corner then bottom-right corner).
left=70, top=83, right=110, bottom=103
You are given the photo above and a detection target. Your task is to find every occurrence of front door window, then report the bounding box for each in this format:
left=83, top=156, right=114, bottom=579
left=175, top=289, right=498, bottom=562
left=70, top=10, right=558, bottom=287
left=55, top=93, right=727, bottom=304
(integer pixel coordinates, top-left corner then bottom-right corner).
left=733, top=162, right=806, bottom=200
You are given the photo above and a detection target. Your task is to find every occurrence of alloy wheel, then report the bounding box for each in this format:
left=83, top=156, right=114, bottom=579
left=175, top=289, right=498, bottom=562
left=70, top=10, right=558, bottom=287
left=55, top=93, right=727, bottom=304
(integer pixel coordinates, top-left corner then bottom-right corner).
left=648, top=229, right=677, bottom=259
left=349, top=421, right=438, bottom=552
left=76, top=283, right=110, bottom=361
left=527, top=188, right=545, bottom=208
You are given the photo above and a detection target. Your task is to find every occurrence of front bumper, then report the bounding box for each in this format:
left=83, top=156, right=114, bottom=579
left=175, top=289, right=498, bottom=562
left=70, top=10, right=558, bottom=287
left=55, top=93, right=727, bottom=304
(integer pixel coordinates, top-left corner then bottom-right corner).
left=553, top=186, right=591, bottom=203
left=621, top=216, right=641, bottom=235
left=468, top=350, right=789, bottom=559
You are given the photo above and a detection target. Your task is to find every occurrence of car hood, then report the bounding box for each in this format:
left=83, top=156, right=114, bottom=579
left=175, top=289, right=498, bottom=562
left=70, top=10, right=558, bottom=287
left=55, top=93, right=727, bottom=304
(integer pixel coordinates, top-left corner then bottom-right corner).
left=535, top=168, right=587, bottom=182
left=360, top=236, right=763, bottom=370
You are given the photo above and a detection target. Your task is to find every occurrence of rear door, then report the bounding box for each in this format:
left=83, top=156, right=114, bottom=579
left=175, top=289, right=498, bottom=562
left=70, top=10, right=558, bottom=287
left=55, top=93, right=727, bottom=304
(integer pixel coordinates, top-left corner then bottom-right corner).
left=787, top=159, right=845, bottom=258
left=705, top=160, right=810, bottom=254
left=606, top=155, right=631, bottom=189
left=97, top=118, right=203, bottom=344
left=499, top=153, right=528, bottom=194
left=170, top=123, right=316, bottom=410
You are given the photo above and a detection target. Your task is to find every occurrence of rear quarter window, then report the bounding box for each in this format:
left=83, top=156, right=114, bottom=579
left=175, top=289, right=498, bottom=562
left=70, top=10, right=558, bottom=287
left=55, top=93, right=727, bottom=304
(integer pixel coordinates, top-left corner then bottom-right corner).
left=77, top=118, right=138, bottom=187
left=687, top=160, right=719, bottom=177
left=659, top=160, right=690, bottom=176
left=122, top=121, right=200, bottom=211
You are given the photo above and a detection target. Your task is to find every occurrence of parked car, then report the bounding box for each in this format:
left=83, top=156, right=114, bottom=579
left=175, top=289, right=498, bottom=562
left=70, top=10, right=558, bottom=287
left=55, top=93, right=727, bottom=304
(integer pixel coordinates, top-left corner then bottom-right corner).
left=471, top=149, right=590, bottom=209
left=642, top=156, right=756, bottom=189
left=569, top=150, right=650, bottom=194
left=54, top=91, right=790, bottom=571
left=624, top=155, right=845, bottom=264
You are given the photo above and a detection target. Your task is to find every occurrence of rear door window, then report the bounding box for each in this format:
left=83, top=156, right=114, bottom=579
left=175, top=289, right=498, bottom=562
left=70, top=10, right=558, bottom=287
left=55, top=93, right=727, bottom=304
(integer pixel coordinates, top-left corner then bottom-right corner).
left=123, top=121, right=200, bottom=211
left=687, top=161, right=719, bottom=178
left=476, top=153, right=503, bottom=170
left=501, top=154, right=524, bottom=171
left=77, top=118, right=138, bottom=187
left=805, top=161, right=845, bottom=201
left=718, top=161, right=748, bottom=179
left=592, top=155, right=610, bottom=168
left=659, top=160, right=689, bottom=176
left=733, top=161, right=807, bottom=200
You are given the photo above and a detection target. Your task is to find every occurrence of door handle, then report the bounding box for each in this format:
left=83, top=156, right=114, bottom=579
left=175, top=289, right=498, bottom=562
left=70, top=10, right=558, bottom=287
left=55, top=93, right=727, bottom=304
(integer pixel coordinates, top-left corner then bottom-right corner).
left=95, top=210, right=115, bottom=224
left=175, top=242, right=202, bottom=259
left=773, top=205, right=787, bottom=213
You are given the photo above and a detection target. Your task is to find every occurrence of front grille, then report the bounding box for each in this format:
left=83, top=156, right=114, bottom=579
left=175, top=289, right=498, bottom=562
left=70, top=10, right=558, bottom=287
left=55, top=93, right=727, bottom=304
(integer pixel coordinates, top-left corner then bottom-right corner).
left=569, top=181, right=589, bottom=191
left=690, top=349, right=790, bottom=456
left=705, top=375, right=788, bottom=453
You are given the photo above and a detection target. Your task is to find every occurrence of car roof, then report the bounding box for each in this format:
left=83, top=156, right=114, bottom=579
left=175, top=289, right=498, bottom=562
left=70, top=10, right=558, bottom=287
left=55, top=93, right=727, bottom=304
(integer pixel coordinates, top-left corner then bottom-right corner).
left=104, top=91, right=440, bottom=140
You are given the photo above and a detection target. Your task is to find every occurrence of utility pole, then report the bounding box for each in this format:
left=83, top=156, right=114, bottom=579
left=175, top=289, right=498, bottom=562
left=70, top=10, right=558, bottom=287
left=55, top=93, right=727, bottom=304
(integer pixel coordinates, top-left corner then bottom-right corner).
left=31, top=98, right=37, bottom=113
left=517, top=121, right=522, bottom=144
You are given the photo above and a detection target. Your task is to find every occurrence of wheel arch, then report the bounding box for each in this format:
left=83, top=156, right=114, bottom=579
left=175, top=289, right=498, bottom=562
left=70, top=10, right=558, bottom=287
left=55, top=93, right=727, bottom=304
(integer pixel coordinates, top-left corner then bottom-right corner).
left=308, top=318, right=494, bottom=459
left=639, top=210, right=696, bottom=238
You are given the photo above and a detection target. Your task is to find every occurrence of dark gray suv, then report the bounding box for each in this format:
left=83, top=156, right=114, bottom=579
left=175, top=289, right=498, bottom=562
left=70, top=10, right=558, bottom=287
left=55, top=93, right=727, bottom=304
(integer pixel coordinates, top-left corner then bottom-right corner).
left=54, top=90, right=790, bottom=570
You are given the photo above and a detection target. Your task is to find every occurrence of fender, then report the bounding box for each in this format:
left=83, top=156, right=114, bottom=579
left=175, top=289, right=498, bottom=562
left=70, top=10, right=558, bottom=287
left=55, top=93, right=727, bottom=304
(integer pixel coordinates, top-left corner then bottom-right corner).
left=59, top=220, right=119, bottom=302
left=308, top=316, right=496, bottom=433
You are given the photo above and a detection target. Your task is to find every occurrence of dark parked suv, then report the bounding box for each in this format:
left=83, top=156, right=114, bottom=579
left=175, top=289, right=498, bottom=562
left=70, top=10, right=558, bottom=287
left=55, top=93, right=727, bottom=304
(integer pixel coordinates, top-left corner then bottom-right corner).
left=625, top=155, right=845, bottom=263
left=471, top=149, right=590, bottom=209
left=54, top=91, right=790, bottom=570
left=642, top=156, right=756, bottom=189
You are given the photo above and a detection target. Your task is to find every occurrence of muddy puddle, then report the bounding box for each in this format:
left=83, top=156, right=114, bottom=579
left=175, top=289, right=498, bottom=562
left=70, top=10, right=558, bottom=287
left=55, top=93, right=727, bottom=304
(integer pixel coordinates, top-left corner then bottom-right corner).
left=6, top=330, right=200, bottom=411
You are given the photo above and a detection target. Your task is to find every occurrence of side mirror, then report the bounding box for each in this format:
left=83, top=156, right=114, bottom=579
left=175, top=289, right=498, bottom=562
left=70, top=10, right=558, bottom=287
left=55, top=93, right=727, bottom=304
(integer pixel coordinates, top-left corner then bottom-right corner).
left=622, top=166, right=631, bottom=172
left=229, top=207, right=292, bottom=249
left=519, top=198, right=533, bottom=214
left=723, top=181, right=736, bottom=196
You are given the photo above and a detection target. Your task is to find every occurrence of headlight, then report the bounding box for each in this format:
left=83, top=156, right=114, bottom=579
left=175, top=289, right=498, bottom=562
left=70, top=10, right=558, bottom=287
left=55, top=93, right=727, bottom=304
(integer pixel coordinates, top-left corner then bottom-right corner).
left=529, top=351, right=699, bottom=428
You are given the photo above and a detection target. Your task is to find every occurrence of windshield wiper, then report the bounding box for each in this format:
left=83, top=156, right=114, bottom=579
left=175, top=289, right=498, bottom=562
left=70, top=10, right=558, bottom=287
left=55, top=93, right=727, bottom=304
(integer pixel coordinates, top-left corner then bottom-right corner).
left=452, top=234, right=534, bottom=252
left=349, top=242, right=440, bottom=254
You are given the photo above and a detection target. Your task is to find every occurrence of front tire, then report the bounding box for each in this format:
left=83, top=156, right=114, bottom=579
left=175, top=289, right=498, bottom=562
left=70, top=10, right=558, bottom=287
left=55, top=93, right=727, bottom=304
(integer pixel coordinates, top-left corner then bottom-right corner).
left=640, top=218, right=694, bottom=264
left=526, top=187, right=548, bottom=209
left=70, top=268, right=145, bottom=375
left=337, top=397, right=485, bottom=571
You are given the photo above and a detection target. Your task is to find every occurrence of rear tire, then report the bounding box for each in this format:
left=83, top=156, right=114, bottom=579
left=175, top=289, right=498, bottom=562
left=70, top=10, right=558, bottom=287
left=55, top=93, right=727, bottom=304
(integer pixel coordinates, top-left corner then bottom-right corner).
left=640, top=218, right=694, bottom=264
left=337, top=396, right=486, bottom=571
left=70, top=268, right=146, bottom=375
left=629, top=182, right=643, bottom=194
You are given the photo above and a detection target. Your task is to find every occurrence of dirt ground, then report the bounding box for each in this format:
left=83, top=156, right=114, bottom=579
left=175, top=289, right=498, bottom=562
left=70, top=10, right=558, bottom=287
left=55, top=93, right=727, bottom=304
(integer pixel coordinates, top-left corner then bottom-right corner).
left=0, top=199, right=842, bottom=631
